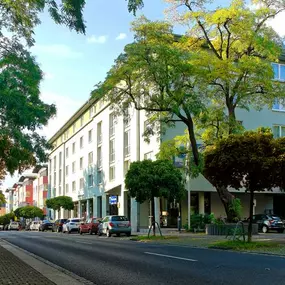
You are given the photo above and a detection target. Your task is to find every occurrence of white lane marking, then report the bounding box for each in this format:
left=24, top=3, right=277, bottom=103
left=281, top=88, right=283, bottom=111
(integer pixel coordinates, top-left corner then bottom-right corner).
left=75, top=241, right=93, bottom=245
left=144, top=252, right=197, bottom=262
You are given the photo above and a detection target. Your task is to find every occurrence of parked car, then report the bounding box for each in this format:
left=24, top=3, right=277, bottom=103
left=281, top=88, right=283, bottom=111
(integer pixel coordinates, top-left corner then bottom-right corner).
left=98, top=215, right=131, bottom=237
left=251, top=214, right=285, bottom=233
left=8, top=222, right=20, bottom=231
left=79, top=218, right=101, bottom=235
left=52, top=219, right=67, bottom=233
left=4, top=224, right=9, bottom=231
left=39, top=220, right=53, bottom=231
left=25, top=222, right=32, bottom=231
left=30, top=221, right=41, bottom=231
left=62, top=218, right=82, bottom=234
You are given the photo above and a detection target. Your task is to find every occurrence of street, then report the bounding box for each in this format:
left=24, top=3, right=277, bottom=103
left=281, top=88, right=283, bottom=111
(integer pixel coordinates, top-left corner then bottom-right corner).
left=0, top=231, right=285, bottom=285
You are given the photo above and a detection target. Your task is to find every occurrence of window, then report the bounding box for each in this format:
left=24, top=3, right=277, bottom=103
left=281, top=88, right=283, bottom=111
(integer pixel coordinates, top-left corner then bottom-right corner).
left=97, top=121, right=102, bottom=144
left=72, top=161, right=76, bottom=173
left=272, top=63, right=285, bottom=81
left=88, top=129, right=93, bottom=143
left=144, top=151, right=153, bottom=160
left=97, top=170, right=102, bottom=184
left=88, top=152, right=93, bottom=165
left=109, top=139, right=115, bottom=163
left=273, top=125, right=285, bottom=138
left=80, top=116, right=84, bottom=127
left=65, top=183, right=69, bottom=194
left=72, top=142, right=76, bottom=154
left=72, top=181, right=76, bottom=192
left=124, top=109, right=131, bottom=127
left=273, top=98, right=285, bottom=111
left=59, top=169, right=62, bottom=185
left=124, top=131, right=130, bottom=157
left=65, top=165, right=69, bottom=176
left=66, top=147, right=69, bottom=158
left=88, top=174, right=93, bottom=187
left=80, top=157, right=83, bottom=170
left=53, top=156, right=56, bottom=171
left=59, top=152, right=62, bottom=167
left=80, top=136, right=84, bottom=149
left=80, top=178, right=84, bottom=189
left=109, top=166, right=115, bottom=181
left=109, top=113, right=115, bottom=137
left=73, top=124, right=76, bottom=133
left=97, top=146, right=102, bottom=168
left=124, top=160, right=130, bottom=175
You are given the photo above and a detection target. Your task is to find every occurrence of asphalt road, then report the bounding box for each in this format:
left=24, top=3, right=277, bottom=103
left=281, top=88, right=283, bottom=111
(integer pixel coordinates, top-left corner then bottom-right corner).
left=0, top=231, right=285, bottom=285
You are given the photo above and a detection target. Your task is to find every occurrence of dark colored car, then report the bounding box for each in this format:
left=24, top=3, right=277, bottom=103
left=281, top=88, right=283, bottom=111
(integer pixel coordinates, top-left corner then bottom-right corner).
left=252, top=214, right=285, bottom=233
left=79, top=218, right=101, bottom=235
left=39, top=220, right=53, bottom=231
left=52, top=219, right=67, bottom=232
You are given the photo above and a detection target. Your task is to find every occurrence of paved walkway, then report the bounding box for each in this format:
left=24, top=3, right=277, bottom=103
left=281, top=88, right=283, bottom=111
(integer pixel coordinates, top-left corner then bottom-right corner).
left=0, top=245, right=55, bottom=285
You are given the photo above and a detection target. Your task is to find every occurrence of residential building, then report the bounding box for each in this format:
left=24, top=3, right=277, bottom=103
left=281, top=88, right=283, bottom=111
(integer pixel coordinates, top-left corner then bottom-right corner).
left=48, top=56, right=285, bottom=231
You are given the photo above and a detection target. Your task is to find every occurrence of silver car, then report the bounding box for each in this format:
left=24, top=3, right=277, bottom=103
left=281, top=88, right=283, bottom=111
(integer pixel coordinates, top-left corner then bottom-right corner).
left=98, top=215, right=131, bottom=237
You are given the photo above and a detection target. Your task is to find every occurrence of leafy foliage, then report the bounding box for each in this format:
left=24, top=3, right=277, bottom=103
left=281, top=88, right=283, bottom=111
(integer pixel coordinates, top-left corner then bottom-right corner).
left=14, top=206, right=43, bottom=219
left=0, top=190, right=6, bottom=205
left=125, top=159, right=185, bottom=203
left=204, top=130, right=285, bottom=241
left=0, top=212, right=15, bottom=225
left=46, top=196, right=74, bottom=211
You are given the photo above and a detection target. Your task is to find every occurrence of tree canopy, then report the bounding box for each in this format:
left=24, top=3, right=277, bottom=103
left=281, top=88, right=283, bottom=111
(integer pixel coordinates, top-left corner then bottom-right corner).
left=0, top=190, right=6, bottom=205
left=204, top=129, right=285, bottom=241
left=93, top=1, right=285, bottom=221
left=14, top=205, right=44, bottom=219
left=46, top=196, right=74, bottom=212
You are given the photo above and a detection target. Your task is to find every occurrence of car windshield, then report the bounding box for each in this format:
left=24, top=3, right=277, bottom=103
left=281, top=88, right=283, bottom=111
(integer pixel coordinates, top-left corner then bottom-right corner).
left=111, top=216, right=128, bottom=222
left=271, top=216, right=281, bottom=221
left=71, top=219, right=80, bottom=223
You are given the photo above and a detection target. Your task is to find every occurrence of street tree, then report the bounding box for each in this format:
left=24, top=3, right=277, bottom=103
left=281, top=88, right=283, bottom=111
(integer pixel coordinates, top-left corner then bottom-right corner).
left=125, top=159, right=185, bottom=235
left=203, top=129, right=285, bottom=242
left=14, top=206, right=44, bottom=219
left=46, top=196, right=74, bottom=216
left=0, top=212, right=15, bottom=225
left=92, top=0, right=285, bottom=220
left=0, top=190, right=6, bottom=205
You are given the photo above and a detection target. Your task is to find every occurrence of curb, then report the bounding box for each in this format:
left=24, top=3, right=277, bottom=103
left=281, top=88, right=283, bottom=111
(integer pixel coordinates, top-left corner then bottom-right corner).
left=0, top=239, right=95, bottom=285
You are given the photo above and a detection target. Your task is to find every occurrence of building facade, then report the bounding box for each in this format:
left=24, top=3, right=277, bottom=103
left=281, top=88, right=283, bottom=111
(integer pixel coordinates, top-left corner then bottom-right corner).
left=47, top=60, right=285, bottom=230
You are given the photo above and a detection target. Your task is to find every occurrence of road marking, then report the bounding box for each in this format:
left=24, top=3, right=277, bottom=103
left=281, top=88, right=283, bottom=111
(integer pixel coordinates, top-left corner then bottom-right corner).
left=75, top=241, right=93, bottom=245
left=144, top=252, right=197, bottom=262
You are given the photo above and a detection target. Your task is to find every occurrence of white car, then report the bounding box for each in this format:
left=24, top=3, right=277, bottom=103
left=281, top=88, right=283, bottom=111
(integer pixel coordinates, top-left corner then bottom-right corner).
left=62, top=218, right=82, bottom=234
left=8, top=222, right=20, bottom=231
left=30, top=221, right=41, bottom=231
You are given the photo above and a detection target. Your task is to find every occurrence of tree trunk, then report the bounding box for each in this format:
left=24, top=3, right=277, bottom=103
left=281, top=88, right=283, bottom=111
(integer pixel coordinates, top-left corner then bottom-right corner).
left=228, top=104, right=237, bottom=135
left=151, top=197, right=156, bottom=236
left=247, top=190, right=254, bottom=243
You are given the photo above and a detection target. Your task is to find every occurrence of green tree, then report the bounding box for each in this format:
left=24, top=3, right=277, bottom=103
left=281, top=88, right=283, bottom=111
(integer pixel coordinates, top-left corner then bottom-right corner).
left=0, top=212, right=15, bottom=225
left=14, top=205, right=43, bottom=219
left=0, top=190, right=6, bottom=205
left=93, top=0, right=285, bottom=220
left=204, top=130, right=285, bottom=242
left=46, top=196, right=74, bottom=216
left=125, top=159, right=185, bottom=235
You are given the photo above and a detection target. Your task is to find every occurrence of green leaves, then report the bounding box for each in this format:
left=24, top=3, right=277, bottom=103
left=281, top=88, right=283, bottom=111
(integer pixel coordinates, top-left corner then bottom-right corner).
left=0, top=191, right=6, bottom=205
left=14, top=206, right=43, bottom=219
left=46, top=196, right=74, bottom=211
left=125, top=159, right=185, bottom=203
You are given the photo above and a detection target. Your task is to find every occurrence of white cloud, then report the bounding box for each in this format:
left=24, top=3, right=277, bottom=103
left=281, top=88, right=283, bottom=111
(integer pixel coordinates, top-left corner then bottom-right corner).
left=268, top=11, right=285, bottom=37
left=32, top=44, right=83, bottom=58
left=116, top=33, right=127, bottom=40
left=43, top=72, right=54, bottom=80
left=39, top=91, right=83, bottom=139
left=87, top=35, right=108, bottom=44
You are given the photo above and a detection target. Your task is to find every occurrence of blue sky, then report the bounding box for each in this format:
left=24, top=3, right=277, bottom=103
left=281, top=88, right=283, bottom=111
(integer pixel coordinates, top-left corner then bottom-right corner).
left=3, top=0, right=284, bottom=188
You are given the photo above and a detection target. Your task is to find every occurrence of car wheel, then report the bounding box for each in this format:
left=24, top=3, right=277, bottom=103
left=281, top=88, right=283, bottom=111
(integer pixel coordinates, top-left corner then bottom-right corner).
left=88, top=229, right=92, bottom=235
left=116, top=233, right=120, bottom=237
left=106, top=228, right=111, bottom=238
left=126, top=232, right=131, bottom=237
left=57, top=227, right=60, bottom=233
left=277, top=229, right=284, bottom=233
left=262, top=225, right=268, bottom=233
left=98, top=229, right=102, bottom=236
left=80, top=230, right=83, bottom=235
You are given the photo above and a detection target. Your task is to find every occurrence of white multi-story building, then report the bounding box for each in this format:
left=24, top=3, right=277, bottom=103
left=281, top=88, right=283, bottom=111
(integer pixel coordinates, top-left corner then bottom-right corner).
left=48, top=59, right=285, bottom=230
left=48, top=98, right=159, bottom=231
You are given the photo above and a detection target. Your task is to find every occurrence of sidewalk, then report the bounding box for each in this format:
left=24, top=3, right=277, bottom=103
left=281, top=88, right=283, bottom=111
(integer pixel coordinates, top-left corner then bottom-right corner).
left=0, top=244, right=55, bottom=285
